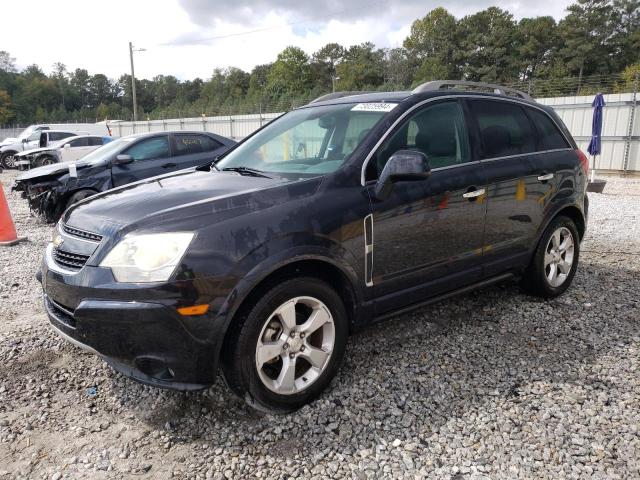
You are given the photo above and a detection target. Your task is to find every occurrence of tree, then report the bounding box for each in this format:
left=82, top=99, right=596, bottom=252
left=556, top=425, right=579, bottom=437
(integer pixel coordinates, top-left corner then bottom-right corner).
left=266, top=47, right=312, bottom=98
left=0, top=89, right=13, bottom=124
left=335, top=42, right=385, bottom=90
left=558, top=0, right=615, bottom=78
left=516, top=17, right=559, bottom=80
left=404, top=7, right=458, bottom=81
left=456, top=7, right=519, bottom=82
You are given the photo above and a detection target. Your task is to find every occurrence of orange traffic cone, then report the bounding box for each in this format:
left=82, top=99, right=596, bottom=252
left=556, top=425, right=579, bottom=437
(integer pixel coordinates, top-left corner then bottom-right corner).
left=0, top=182, right=27, bottom=246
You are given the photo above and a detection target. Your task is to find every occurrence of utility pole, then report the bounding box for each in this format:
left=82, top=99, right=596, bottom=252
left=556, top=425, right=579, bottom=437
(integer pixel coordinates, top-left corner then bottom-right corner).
left=129, top=42, right=138, bottom=121
left=129, top=42, right=146, bottom=122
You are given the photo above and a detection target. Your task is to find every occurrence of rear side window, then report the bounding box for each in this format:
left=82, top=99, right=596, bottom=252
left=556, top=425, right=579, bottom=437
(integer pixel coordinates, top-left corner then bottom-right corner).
left=526, top=108, right=570, bottom=151
left=124, top=136, right=170, bottom=161
left=174, top=134, right=222, bottom=155
left=69, top=137, right=89, bottom=147
left=88, top=137, right=104, bottom=146
left=470, top=100, right=535, bottom=159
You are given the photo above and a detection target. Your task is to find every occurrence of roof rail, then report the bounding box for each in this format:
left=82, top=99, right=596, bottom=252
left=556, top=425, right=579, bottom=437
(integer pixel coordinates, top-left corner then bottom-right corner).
left=308, top=91, right=373, bottom=104
left=412, top=80, right=532, bottom=101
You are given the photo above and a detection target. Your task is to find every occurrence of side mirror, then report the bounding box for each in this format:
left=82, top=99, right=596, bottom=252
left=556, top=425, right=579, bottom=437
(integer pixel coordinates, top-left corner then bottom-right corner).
left=373, top=150, right=431, bottom=200
left=113, top=154, right=133, bottom=165
left=63, top=143, right=71, bottom=149
left=22, top=138, right=28, bottom=143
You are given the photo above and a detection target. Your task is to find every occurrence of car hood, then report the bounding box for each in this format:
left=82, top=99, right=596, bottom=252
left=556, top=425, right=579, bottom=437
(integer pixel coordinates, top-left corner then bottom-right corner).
left=64, top=169, right=291, bottom=235
left=16, top=146, right=55, bottom=157
left=1, top=137, right=17, bottom=146
left=14, top=157, right=99, bottom=182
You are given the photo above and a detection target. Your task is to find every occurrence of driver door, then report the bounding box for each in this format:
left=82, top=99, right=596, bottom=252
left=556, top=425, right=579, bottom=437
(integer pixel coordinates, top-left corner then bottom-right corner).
left=111, top=135, right=172, bottom=187
left=365, top=100, right=487, bottom=315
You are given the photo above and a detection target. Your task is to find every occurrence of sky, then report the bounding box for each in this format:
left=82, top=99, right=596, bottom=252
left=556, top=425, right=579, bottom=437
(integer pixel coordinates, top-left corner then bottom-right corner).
left=3, top=0, right=574, bottom=81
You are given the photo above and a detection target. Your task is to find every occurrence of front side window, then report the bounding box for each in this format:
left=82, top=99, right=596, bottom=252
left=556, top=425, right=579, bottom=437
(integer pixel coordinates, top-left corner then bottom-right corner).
left=124, top=136, right=170, bottom=161
left=470, top=100, right=535, bottom=159
left=526, top=108, right=570, bottom=151
left=174, top=134, right=222, bottom=156
left=216, top=103, right=392, bottom=176
left=367, top=100, right=470, bottom=180
left=88, top=137, right=104, bottom=146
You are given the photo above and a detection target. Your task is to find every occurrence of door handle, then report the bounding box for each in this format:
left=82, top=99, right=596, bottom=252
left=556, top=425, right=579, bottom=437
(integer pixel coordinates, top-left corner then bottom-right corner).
left=537, top=173, right=554, bottom=182
left=462, top=188, right=485, bottom=199
left=162, top=162, right=177, bottom=168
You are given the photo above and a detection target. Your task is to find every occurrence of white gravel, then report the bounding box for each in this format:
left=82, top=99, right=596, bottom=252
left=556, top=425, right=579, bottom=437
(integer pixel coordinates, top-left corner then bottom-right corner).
left=1, top=170, right=639, bottom=479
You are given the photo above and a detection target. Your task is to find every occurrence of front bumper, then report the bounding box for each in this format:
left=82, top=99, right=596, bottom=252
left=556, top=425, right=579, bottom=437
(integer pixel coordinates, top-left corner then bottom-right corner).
left=40, top=245, right=225, bottom=390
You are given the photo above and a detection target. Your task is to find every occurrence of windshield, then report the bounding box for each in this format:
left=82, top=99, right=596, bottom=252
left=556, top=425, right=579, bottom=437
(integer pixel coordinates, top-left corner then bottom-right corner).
left=215, top=102, right=395, bottom=176
left=18, top=126, right=37, bottom=140
left=78, top=136, right=133, bottom=165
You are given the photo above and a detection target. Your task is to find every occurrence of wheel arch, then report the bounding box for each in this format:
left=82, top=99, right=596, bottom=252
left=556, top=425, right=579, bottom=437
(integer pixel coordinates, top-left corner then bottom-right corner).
left=218, top=256, right=362, bottom=363
left=552, top=205, right=586, bottom=240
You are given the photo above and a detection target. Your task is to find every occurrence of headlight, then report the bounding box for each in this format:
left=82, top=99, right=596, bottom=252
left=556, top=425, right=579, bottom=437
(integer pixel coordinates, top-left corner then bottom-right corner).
left=100, top=232, right=194, bottom=283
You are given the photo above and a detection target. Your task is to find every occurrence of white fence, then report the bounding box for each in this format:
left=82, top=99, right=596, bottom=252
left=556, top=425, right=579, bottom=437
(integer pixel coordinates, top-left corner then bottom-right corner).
left=108, top=113, right=282, bottom=142
left=538, top=93, right=638, bottom=173
left=3, top=92, right=638, bottom=173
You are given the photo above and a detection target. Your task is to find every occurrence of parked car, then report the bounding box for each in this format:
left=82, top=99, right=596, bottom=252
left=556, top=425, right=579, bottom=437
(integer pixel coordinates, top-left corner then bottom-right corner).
left=14, top=135, right=113, bottom=169
left=13, top=131, right=235, bottom=222
left=1, top=130, right=84, bottom=169
left=39, top=81, right=589, bottom=412
left=0, top=124, right=50, bottom=149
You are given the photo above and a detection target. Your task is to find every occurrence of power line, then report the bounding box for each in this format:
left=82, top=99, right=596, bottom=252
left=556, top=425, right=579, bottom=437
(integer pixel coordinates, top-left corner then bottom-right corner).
left=162, top=1, right=388, bottom=45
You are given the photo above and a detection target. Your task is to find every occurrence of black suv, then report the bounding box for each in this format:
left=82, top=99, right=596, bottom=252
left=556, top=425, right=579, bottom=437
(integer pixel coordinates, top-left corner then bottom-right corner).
left=40, top=81, right=588, bottom=412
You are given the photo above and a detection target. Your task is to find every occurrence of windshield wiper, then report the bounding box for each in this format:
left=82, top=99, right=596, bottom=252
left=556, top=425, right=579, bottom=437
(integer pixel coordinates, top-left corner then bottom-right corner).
left=221, top=167, right=272, bottom=178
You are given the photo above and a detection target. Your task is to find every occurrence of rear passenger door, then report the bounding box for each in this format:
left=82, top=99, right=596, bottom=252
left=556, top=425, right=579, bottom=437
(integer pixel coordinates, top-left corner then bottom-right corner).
left=111, top=135, right=172, bottom=187
left=171, top=133, right=226, bottom=169
left=468, top=98, right=546, bottom=276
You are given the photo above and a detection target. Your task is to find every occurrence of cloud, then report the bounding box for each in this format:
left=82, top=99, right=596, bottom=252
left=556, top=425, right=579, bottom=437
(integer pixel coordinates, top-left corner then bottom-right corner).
left=1, top=0, right=574, bottom=82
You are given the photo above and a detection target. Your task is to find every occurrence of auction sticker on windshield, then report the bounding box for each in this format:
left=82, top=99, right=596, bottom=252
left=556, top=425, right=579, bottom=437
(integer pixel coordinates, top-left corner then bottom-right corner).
left=351, top=103, right=397, bottom=112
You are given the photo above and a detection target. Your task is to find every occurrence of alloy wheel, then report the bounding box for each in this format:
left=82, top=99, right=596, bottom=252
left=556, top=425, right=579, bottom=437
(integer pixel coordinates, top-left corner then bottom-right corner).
left=255, top=296, right=335, bottom=395
left=544, top=226, right=575, bottom=287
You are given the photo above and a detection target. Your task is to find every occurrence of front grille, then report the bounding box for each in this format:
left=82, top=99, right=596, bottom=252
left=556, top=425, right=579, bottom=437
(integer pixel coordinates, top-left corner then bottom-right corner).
left=61, top=224, right=102, bottom=242
left=46, top=296, right=76, bottom=328
left=53, top=248, right=90, bottom=271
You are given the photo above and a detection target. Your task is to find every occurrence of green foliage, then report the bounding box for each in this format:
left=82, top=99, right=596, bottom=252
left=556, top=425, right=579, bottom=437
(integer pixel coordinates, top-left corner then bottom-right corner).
left=1, top=1, right=638, bottom=125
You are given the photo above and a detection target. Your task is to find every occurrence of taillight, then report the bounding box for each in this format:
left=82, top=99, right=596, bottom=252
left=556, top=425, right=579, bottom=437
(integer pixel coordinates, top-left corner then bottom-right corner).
left=576, top=149, right=589, bottom=176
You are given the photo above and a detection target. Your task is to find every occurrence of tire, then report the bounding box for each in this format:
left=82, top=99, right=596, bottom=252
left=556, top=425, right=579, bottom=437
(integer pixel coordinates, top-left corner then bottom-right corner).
left=522, top=215, right=580, bottom=298
left=221, top=277, right=348, bottom=413
left=36, top=155, right=57, bottom=167
left=65, top=189, right=96, bottom=211
left=1, top=151, right=17, bottom=169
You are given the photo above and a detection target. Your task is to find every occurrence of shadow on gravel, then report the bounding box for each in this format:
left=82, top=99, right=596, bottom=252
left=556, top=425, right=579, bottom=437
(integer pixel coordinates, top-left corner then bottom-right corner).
left=104, top=261, right=638, bottom=457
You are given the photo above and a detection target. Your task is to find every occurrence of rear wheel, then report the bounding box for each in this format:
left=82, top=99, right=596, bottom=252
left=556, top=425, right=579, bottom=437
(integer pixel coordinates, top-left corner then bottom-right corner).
left=65, top=189, right=96, bottom=211
left=221, top=277, right=348, bottom=413
left=37, top=155, right=57, bottom=167
left=522, top=215, right=580, bottom=298
left=1, top=151, right=17, bottom=169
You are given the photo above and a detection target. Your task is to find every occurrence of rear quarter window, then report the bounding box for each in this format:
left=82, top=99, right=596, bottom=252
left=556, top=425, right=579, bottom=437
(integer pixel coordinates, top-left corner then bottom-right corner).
left=526, top=108, right=570, bottom=151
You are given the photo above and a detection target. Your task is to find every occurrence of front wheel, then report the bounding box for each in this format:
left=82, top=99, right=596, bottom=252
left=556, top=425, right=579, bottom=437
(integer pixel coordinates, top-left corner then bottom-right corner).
left=221, top=277, right=348, bottom=413
left=37, top=155, right=57, bottom=167
left=1, top=151, right=17, bottom=169
left=522, top=215, right=580, bottom=298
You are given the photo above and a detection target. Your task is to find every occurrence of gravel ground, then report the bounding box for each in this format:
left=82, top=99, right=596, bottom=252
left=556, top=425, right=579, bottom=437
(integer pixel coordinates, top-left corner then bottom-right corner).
left=0, top=169, right=639, bottom=480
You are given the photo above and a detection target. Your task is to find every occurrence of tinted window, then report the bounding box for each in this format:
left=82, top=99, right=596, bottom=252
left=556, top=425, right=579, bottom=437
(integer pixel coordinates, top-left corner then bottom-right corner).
left=470, top=100, right=535, bottom=159
left=88, top=137, right=104, bottom=146
left=49, top=132, right=74, bottom=141
left=369, top=101, right=470, bottom=178
left=124, top=136, right=170, bottom=161
left=70, top=137, right=89, bottom=147
left=174, top=134, right=222, bottom=155
left=526, top=108, right=569, bottom=151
